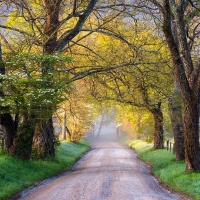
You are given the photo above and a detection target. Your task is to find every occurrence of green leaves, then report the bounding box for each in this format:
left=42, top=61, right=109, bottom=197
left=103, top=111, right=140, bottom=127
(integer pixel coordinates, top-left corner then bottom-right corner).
left=0, top=52, right=72, bottom=118
left=4, top=52, right=73, bottom=69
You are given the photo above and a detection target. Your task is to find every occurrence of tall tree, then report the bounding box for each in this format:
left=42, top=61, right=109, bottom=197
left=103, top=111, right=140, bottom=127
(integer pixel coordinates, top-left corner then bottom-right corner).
left=0, top=0, right=98, bottom=159
left=139, top=0, right=200, bottom=170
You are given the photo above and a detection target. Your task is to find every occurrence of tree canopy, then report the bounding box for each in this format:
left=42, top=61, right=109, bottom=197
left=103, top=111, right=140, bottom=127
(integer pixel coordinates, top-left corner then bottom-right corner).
left=0, top=0, right=200, bottom=171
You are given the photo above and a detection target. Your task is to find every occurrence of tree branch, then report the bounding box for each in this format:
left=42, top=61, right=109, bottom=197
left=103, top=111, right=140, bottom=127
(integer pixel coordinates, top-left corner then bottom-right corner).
left=56, top=0, right=98, bottom=52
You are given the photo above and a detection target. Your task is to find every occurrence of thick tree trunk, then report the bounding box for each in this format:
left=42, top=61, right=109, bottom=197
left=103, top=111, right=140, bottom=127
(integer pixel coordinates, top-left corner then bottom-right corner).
left=0, top=113, right=15, bottom=153
left=168, top=84, right=185, bottom=161
left=150, top=103, right=164, bottom=149
left=33, top=118, right=55, bottom=159
left=12, top=116, right=36, bottom=160
left=173, top=65, right=200, bottom=170
left=183, top=93, right=200, bottom=170
left=162, top=1, right=200, bottom=170
left=198, top=89, right=200, bottom=117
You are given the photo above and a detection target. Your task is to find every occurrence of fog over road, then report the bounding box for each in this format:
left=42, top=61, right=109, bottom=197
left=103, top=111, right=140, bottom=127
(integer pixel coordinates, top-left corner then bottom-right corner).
left=20, top=141, right=184, bottom=200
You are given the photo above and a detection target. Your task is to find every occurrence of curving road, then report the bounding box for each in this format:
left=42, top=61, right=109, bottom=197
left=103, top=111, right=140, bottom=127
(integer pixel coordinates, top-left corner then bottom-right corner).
left=19, top=141, right=186, bottom=200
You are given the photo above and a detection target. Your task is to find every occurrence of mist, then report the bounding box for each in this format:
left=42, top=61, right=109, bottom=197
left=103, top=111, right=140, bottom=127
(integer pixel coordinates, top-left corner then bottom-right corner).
left=86, top=116, right=125, bottom=144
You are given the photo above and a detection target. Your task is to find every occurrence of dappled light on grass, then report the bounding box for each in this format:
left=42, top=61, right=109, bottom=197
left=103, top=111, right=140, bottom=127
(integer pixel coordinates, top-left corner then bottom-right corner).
left=128, top=140, right=200, bottom=200
left=0, top=139, right=90, bottom=200
left=128, top=140, right=153, bottom=154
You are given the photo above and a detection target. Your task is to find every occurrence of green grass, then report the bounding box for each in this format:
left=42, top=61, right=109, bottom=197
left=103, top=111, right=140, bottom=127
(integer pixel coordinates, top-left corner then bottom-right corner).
left=0, top=139, right=90, bottom=200
left=128, top=140, right=200, bottom=200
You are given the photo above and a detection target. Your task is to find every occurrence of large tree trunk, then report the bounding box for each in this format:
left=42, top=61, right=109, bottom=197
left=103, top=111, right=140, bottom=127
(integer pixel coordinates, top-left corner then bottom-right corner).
left=32, top=118, right=55, bottom=159
left=162, top=1, right=200, bottom=170
left=175, top=67, right=200, bottom=170
left=12, top=115, right=36, bottom=160
left=183, top=92, right=200, bottom=170
left=150, top=103, right=164, bottom=149
left=168, top=84, right=184, bottom=161
left=0, top=113, right=15, bottom=153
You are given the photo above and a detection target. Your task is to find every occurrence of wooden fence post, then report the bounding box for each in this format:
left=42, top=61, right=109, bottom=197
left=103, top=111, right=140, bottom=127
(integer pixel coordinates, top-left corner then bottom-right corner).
left=166, top=140, right=169, bottom=151
left=170, top=142, right=172, bottom=152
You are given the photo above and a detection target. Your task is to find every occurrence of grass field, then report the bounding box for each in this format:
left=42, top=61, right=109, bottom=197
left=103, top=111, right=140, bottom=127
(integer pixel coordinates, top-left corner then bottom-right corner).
left=0, top=139, right=90, bottom=200
left=128, top=140, right=200, bottom=200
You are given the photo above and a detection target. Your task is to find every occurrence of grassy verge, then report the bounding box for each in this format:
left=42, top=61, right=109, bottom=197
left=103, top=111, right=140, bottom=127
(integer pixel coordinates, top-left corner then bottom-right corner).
left=128, top=140, right=200, bottom=200
left=0, top=139, right=90, bottom=200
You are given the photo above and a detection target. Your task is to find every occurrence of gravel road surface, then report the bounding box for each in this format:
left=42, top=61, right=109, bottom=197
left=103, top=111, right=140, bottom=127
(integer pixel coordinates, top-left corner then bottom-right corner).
left=19, top=141, right=187, bottom=200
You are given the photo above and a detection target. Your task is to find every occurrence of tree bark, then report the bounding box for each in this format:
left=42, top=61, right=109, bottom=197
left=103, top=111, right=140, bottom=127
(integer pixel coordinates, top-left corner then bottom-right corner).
left=0, top=113, right=15, bottom=153
left=183, top=93, right=200, bottom=170
left=12, top=115, right=36, bottom=160
left=32, top=118, right=55, bottom=159
left=162, top=0, right=200, bottom=170
left=168, top=84, right=185, bottom=161
left=150, top=103, right=164, bottom=149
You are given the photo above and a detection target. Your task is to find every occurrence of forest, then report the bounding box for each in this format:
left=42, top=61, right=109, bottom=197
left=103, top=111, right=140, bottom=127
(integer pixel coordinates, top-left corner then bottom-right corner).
left=0, top=1, right=200, bottom=198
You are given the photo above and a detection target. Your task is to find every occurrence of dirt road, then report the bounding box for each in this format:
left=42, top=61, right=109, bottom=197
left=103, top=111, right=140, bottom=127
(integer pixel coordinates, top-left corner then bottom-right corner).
left=19, top=141, right=186, bottom=200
